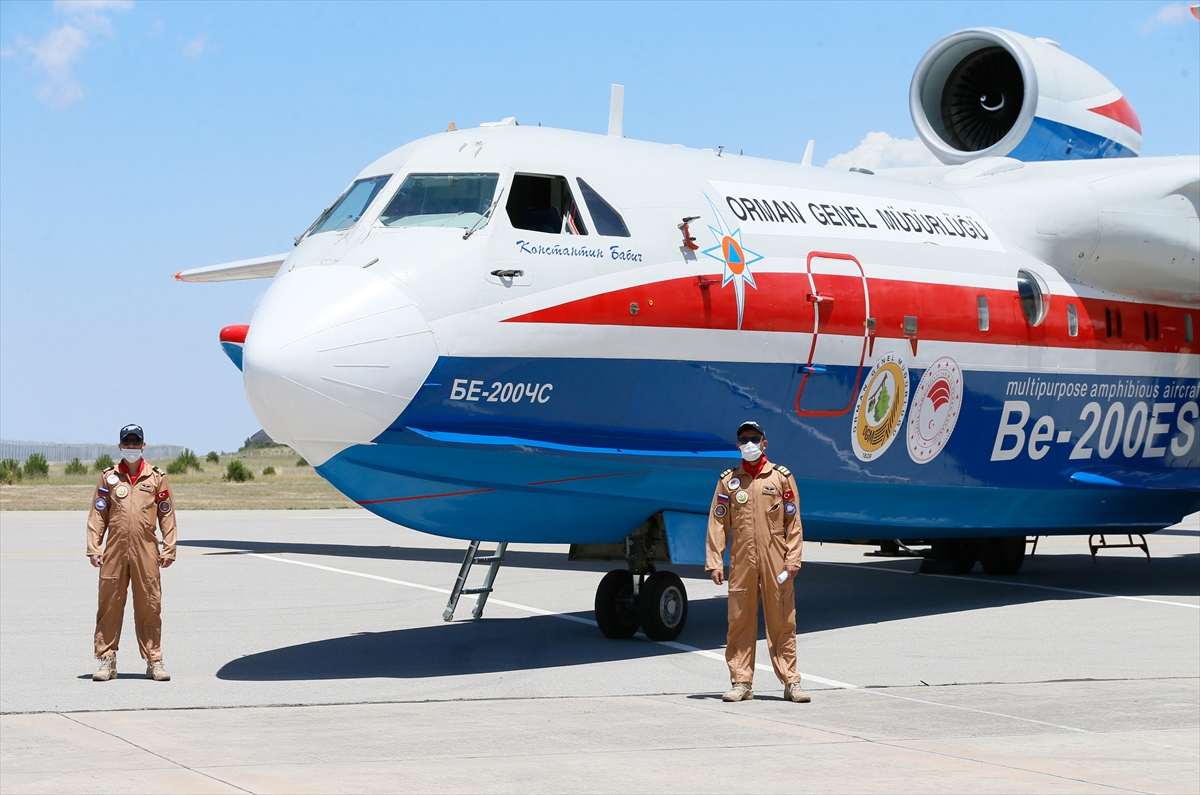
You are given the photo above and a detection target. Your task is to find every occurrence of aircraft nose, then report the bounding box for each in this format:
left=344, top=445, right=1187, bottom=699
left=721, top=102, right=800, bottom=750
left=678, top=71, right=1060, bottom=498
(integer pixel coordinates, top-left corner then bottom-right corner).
left=242, top=266, right=439, bottom=466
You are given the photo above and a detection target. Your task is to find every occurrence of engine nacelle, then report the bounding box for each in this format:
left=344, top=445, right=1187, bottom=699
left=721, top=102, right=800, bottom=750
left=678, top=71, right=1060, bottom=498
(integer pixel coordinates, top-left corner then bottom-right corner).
left=911, top=28, right=1142, bottom=165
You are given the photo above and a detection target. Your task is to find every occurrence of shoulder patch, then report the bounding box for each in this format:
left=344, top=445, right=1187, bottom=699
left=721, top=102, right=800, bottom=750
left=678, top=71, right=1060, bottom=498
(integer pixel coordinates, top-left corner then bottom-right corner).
left=151, top=465, right=165, bottom=475
left=103, top=465, right=115, bottom=472
left=775, top=464, right=792, bottom=477
left=719, top=468, right=733, bottom=478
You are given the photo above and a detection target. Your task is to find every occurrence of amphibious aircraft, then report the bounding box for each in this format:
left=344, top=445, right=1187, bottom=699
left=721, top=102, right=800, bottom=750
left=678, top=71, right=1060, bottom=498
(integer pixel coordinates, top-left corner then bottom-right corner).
left=180, top=28, right=1199, bottom=641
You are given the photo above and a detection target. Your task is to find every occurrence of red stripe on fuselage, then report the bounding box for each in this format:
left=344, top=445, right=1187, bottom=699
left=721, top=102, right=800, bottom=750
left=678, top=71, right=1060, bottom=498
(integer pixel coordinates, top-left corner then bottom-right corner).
left=504, top=273, right=1196, bottom=355
left=358, top=488, right=495, bottom=505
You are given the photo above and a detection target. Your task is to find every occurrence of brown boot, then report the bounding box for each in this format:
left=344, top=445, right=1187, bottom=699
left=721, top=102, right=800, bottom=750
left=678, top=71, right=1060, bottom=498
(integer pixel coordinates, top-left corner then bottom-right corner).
left=93, top=654, right=116, bottom=682
left=783, top=683, right=811, bottom=703
left=722, top=682, right=753, bottom=702
left=146, top=660, right=171, bottom=681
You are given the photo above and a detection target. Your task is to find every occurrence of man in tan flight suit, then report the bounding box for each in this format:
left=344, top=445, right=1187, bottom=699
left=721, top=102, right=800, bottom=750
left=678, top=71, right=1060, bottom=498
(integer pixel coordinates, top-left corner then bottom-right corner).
left=88, top=424, right=177, bottom=682
left=706, top=420, right=809, bottom=703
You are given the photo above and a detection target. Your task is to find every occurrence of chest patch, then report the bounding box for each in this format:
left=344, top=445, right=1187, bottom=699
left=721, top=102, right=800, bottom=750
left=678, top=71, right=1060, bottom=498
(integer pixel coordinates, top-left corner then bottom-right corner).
left=727, top=477, right=740, bottom=490
left=113, top=484, right=129, bottom=499
left=762, top=485, right=777, bottom=495
left=139, top=484, right=154, bottom=493
left=735, top=490, right=749, bottom=504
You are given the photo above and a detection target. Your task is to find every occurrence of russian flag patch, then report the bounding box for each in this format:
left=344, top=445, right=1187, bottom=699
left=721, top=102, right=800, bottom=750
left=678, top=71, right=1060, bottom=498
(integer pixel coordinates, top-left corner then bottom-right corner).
left=717, top=493, right=729, bottom=502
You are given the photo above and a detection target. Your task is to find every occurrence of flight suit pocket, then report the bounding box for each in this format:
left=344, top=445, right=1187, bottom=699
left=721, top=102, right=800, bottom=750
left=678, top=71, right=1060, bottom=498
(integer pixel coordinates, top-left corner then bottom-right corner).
left=768, top=501, right=784, bottom=532
left=144, top=576, right=161, bottom=612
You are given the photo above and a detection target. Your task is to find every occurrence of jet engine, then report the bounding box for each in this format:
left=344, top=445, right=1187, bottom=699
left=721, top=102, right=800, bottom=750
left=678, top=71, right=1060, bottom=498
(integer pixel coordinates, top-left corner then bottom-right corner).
left=910, top=28, right=1142, bottom=165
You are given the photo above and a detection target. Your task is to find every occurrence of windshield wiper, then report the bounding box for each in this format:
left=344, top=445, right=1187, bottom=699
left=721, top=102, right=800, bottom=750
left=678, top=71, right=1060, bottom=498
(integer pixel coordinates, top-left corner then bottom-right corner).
left=463, top=188, right=504, bottom=240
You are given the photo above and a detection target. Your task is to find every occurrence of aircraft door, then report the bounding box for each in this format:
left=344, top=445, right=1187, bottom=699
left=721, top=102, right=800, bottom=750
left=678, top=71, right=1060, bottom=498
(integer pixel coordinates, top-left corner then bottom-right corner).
left=794, top=251, right=871, bottom=416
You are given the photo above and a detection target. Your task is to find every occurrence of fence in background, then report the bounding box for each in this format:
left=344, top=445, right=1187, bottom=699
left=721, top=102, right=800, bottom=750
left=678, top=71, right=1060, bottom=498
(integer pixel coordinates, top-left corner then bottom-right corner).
left=0, top=440, right=185, bottom=463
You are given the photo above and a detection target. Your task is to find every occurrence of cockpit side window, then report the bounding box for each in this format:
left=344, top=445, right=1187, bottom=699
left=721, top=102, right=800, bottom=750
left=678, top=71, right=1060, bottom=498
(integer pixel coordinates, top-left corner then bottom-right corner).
left=506, top=174, right=588, bottom=235
left=576, top=178, right=630, bottom=237
left=305, top=175, right=393, bottom=237
left=377, top=173, right=500, bottom=229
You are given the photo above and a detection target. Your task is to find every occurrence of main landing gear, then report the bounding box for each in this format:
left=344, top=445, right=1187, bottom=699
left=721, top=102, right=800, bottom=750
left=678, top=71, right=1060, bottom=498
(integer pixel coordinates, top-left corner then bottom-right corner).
left=571, top=514, right=689, bottom=642
left=594, top=568, right=688, bottom=641
left=918, top=536, right=1027, bottom=575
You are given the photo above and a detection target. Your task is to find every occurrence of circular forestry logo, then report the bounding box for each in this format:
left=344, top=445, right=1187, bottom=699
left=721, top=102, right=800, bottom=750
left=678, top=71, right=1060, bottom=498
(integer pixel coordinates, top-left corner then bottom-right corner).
left=851, top=350, right=910, bottom=461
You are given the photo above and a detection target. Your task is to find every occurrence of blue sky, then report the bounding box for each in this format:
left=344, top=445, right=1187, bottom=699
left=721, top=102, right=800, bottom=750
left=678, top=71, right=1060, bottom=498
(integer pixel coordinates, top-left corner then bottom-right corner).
left=1, top=1, right=1197, bottom=453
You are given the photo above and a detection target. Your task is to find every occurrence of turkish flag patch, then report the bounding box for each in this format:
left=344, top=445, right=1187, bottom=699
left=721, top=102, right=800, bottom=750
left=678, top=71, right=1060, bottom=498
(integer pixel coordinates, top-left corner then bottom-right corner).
left=783, top=490, right=794, bottom=501
left=156, top=490, right=169, bottom=501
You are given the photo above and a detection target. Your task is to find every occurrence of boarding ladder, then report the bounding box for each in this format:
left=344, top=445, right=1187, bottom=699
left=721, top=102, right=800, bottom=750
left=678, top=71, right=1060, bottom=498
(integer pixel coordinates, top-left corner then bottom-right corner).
left=443, top=540, right=509, bottom=621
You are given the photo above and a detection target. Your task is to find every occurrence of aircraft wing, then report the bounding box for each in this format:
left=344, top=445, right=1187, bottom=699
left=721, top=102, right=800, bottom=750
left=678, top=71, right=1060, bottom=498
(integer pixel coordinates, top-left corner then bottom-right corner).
left=175, top=253, right=289, bottom=283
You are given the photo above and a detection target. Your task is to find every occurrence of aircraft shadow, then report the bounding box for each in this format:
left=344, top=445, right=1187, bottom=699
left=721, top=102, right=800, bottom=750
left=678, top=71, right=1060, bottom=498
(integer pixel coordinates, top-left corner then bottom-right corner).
left=217, top=550, right=1197, bottom=682
left=180, top=539, right=621, bottom=574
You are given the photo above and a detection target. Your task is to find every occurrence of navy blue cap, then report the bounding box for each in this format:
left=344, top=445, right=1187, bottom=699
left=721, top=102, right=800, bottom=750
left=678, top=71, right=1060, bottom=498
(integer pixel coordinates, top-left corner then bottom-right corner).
left=737, top=420, right=765, bottom=437
left=119, top=424, right=144, bottom=443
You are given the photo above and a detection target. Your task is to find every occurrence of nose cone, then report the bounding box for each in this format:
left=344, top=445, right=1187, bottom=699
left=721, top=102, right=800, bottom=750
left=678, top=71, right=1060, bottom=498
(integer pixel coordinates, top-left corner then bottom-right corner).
left=243, top=266, right=439, bottom=466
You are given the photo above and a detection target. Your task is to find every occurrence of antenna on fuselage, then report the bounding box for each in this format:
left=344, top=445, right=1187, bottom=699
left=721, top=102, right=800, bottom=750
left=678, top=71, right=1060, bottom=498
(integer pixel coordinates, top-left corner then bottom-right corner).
left=608, top=84, right=625, bottom=137
left=801, top=139, right=815, bottom=167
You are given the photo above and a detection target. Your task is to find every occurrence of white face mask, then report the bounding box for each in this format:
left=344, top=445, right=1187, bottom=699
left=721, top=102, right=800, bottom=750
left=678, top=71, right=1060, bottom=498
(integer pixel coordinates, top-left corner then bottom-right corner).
left=739, top=441, right=764, bottom=461
left=120, top=448, right=143, bottom=464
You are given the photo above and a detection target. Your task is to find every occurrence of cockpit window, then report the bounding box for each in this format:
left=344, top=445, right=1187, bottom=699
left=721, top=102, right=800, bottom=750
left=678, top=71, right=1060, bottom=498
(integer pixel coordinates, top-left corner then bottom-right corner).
left=378, top=173, right=500, bottom=228
left=506, top=174, right=588, bottom=235
left=576, top=178, right=630, bottom=237
left=306, top=175, right=392, bottom=237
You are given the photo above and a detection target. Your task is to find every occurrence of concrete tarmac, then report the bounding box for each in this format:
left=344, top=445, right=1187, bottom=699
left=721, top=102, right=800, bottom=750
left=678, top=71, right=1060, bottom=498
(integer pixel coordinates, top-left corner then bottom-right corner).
left=1, top=509, right=1197, bottom=793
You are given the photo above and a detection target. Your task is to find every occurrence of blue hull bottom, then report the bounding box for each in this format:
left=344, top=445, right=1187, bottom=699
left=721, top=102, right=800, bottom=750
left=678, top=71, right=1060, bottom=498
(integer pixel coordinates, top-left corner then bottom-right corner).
left=319, top=435, right=1198, bottom=545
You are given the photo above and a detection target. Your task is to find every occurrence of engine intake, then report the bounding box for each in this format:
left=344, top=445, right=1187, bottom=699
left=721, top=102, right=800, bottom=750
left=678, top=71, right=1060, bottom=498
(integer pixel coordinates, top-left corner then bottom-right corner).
left=911, top=28, right=1141, bottom=165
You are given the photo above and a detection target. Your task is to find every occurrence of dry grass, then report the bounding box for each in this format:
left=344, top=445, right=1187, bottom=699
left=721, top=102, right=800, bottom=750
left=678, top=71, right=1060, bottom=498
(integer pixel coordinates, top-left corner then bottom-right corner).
left=0, top=447, right=357, bottom=511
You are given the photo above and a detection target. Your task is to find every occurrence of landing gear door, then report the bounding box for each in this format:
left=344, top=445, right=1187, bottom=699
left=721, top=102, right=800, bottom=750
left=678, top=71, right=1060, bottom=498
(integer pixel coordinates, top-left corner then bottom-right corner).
left=794, top=251, right=870, bottom=417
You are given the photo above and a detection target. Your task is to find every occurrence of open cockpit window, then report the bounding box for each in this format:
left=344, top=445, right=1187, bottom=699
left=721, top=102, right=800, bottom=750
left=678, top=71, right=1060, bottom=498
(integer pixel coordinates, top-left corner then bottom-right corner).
left=305, top=175, right=392, bottom=237
left=506, top=174, right=588, bottom=235
left=378, top=173, right=500, bottom=229
left=576, top=178, right=630, bottom=237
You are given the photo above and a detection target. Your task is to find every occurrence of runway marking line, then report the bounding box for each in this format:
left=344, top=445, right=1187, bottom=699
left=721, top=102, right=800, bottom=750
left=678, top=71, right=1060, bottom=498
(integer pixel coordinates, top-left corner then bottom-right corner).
left=814, top=561, right=1200, bottom=609
left=245, top=552, right=1090, bottom=734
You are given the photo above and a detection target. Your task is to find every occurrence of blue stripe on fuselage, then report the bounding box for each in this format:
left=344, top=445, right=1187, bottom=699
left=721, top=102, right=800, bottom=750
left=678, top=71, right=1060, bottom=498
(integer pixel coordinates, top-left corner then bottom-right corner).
left=316, top=356, right=1199, bottom=544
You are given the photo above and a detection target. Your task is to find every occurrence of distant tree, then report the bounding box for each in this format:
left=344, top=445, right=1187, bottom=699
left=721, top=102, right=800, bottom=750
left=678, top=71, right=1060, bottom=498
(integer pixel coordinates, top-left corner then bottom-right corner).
left=223, top=460, right=254, bottom=482
left=0, top=459, right=23, bottom=484
left=93, top=454, right=114, bottom=473
left=64, top=458, right=88, bottom=475
left=262, top=466, right=276, bottom=476
left=206, top=451, right=220, bottom=464
left=168, top=449, right=203, bottom=475
left=296, top=457, right=309, bottom=467
left=23, top=453, right=49, bottom=478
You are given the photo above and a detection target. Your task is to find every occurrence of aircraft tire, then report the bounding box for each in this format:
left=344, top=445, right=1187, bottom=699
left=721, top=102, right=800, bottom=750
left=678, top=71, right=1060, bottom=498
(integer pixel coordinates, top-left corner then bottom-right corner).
left=931, top=539, right=977, bottom=574
left=638, top=571, right=688, bottom=642
left=595, top=570, right=640, bottom=639
left=979, top=536, right=1026, bottom=575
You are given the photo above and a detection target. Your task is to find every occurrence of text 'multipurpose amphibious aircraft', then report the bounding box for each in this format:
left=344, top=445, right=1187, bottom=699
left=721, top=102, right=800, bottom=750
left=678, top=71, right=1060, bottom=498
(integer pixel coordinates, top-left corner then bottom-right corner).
left=180, top=28, right=1199, bottom=641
